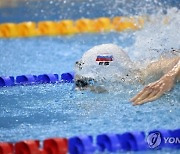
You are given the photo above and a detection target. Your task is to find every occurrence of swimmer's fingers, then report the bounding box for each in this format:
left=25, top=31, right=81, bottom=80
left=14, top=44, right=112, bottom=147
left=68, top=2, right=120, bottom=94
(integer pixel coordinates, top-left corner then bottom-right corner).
left=130, top=83, right=156, bottom=102
left=133, top=89, right=153, bottom=103
left=130, top=81, right=163, bottom=104
left=133, top=89, right=157, bottom=105
left=130, top=89, right=147, bottom=102
left=133, top=90, right=163, bottom=105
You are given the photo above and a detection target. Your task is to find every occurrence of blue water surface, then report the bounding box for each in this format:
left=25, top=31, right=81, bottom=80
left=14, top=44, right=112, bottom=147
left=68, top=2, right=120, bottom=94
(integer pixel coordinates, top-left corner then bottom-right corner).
left=0, top=32, right=180, bottom=154
left=0, top=0, right=180, bottom=153
left=0, top=0, right=180, bottom=23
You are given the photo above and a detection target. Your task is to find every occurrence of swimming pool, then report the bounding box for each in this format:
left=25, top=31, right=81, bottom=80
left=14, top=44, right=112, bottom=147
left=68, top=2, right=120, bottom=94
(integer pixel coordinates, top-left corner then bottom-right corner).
left=0, top=0, right=180, bottom=153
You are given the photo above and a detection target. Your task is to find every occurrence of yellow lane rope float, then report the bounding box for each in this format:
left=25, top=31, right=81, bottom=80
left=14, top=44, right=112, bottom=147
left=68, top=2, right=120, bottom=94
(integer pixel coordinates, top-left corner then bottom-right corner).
left=17, top=22, right=37, bottom=37
left=0, top=16, right=145, bottom=38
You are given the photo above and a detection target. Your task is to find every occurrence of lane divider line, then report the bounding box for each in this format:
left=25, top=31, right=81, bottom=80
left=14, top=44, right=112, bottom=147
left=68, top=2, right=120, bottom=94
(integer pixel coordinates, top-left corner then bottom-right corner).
left=0, top=72, right=75, bottom=88
left=0, top=16, right=145, bottom=38
left=0, top=128, right=179, bottom=154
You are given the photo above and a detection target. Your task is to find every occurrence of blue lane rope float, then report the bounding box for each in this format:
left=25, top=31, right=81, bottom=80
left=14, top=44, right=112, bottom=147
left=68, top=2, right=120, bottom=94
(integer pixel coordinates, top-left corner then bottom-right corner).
left=16, top=75, right=37, bottom=84
left=96, top=132, right=147, bottom=152
left=68, top=129, right=180, bottom=154
left=37, top=74, right=59, bottom=83
left=0, top=76, right=15, bottom=87
left=96, top=134, right=121, bottom=152
left=69, top=136, right=95, bottom=154
left=0, top=72, right=75, bottom=88
left=61, top=72, right=75, bottom=82
left=118, top=131, right=147, bottom=151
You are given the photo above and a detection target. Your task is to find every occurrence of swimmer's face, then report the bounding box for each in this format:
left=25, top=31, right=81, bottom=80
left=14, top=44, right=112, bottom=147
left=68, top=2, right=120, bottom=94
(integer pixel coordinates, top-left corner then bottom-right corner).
left=75, top=74, right=95, bottom=89
left=75, top=79, right=89, bottom=88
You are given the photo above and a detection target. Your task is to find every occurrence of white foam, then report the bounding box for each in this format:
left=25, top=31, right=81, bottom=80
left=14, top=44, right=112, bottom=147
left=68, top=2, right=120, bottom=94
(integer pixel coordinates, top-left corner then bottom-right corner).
left=75, top=8, right=180, bottom=89
left=126, top=8, right=180, bottom=66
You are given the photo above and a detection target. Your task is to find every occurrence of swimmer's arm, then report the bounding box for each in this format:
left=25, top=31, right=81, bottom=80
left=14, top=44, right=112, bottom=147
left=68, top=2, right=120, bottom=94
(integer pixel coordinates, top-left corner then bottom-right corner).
left=141, top=57, right=180, bottom=81
left=130, top=59, right=180, bottom=105
left=175, top=60, right=180, bottom=81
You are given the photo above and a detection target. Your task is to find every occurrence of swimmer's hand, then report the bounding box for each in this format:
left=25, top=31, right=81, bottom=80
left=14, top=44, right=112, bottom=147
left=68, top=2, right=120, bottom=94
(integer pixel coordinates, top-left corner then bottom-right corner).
left=131, top=59, right=180, bottom=105
left=130, top=74, right=175, bottom=105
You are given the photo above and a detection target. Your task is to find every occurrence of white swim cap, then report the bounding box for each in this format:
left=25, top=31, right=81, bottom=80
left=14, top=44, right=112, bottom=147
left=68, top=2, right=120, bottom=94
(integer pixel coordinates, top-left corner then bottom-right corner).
left=75, top=44, right=134, bottom=82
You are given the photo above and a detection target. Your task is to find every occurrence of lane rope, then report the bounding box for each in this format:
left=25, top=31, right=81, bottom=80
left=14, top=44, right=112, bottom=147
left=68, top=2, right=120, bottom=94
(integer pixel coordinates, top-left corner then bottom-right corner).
left=0, top=72, right=75, bottom=87
left=0, top=16, right=144, bottom=38
left=0, top=128, right=179, bottom=154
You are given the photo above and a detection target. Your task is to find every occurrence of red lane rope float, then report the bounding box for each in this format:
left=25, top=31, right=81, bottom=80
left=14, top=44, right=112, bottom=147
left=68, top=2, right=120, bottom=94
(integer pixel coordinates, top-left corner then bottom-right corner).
left=0, top=143, right=13, bottom=154
left=43, top=138, right=68, bottom=154
left=0, top=138, right=68, bottom=154
left=15, top=140, right=42, bottom=154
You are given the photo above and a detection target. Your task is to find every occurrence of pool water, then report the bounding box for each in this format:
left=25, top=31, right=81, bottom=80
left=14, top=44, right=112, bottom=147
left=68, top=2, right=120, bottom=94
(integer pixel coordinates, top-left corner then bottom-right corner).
left=0, top=32, right=180, bottom=153
left=0, top=1, right=180, bottom=153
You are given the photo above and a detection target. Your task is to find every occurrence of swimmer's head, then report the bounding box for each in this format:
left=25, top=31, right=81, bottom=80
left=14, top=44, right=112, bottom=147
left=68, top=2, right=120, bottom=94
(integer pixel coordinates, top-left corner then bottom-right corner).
left=75, top=44, right=135, bottom=82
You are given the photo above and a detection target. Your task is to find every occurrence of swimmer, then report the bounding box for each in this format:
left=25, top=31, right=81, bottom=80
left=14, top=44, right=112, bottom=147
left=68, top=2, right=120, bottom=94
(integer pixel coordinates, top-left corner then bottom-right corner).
left=75, top=44, right=180, bottom=105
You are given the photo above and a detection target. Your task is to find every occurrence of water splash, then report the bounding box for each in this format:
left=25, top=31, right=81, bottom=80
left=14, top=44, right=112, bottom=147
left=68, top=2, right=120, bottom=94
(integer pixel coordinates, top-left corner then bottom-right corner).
left=126, top=8, right=180, bottom=65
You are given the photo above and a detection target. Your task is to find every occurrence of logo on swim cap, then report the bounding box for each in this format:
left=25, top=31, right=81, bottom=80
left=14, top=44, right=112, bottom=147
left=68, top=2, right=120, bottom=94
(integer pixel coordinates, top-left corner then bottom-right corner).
left=96, top=55, right=113, bottom=66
